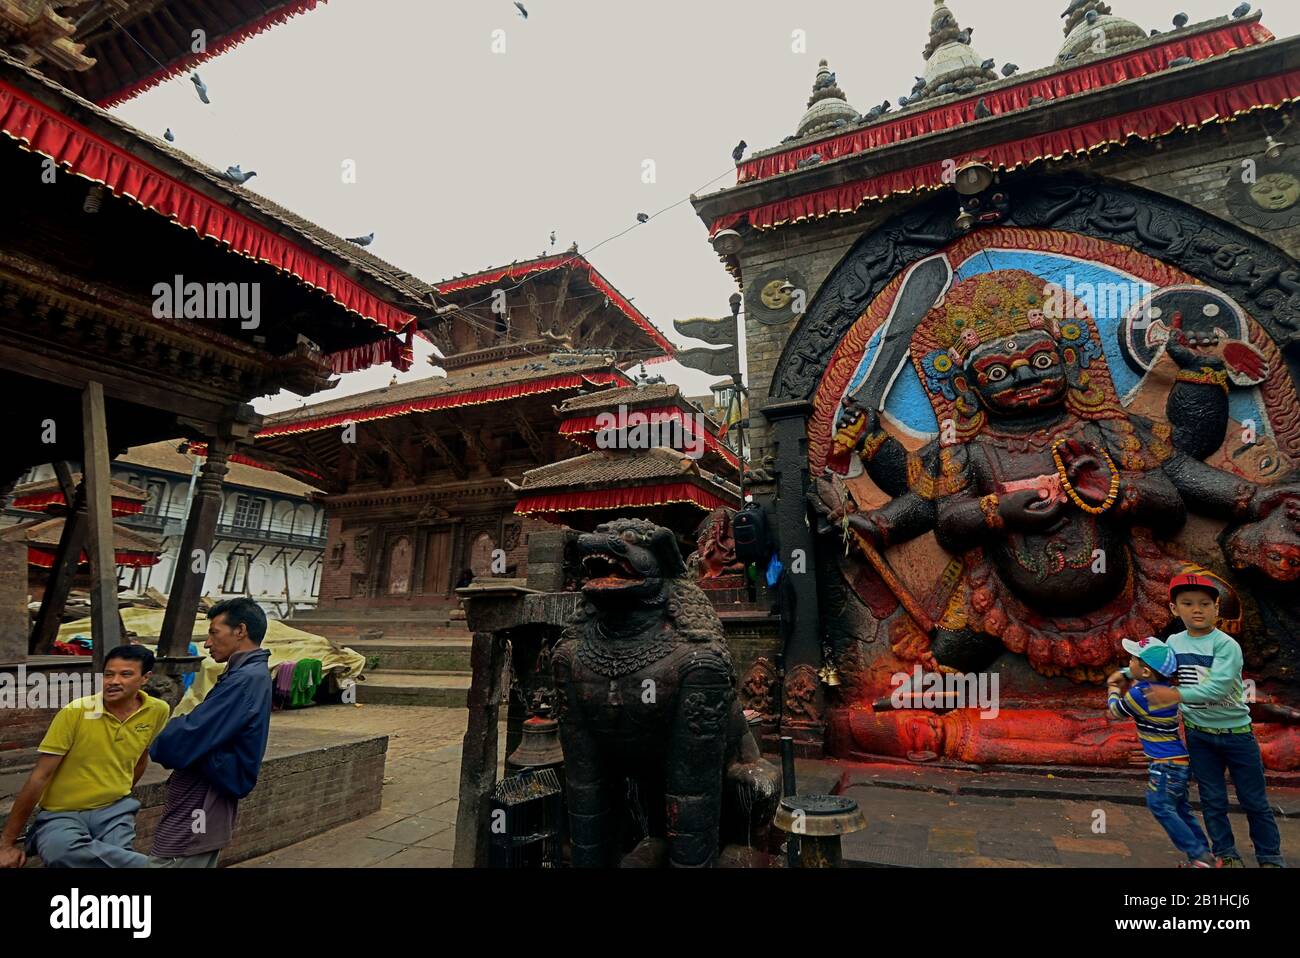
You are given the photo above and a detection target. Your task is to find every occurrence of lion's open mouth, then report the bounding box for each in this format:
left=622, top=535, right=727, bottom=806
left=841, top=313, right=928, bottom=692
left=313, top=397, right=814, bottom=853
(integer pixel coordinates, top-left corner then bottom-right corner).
left=581, top=552, right=645, bottom=590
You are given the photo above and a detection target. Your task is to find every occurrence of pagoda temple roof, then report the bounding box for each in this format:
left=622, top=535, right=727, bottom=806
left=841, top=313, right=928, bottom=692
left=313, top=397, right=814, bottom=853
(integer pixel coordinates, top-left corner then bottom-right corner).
left=1, top=517, right=162, bottom=566
left=433, top=252, right=676, bottom=361
left=695, top=11, right=1295, bottom=240
left=0, top=46, right=434, bottom=370
left=11, top=475, right=149, bottom=516
left=118, top=441, right=321, bottom=496
left=258, top=354, right=634, bottom=438
left=27, top=1, right=328, bottom=107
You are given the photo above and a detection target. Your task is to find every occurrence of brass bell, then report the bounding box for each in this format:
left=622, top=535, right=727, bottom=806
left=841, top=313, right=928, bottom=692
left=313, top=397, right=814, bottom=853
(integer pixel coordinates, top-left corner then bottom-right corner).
left=818, top=665, right=841, bottom=687
left=506, top=714, right=565, bottom=773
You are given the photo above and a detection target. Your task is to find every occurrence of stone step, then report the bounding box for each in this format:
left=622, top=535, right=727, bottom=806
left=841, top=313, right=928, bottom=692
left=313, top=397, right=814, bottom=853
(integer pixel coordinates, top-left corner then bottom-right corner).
left=349, top=639, right=472, bottom=674
left=355, top=671, right=471, bottom=708
left=0, top=747, right=38, bottom=775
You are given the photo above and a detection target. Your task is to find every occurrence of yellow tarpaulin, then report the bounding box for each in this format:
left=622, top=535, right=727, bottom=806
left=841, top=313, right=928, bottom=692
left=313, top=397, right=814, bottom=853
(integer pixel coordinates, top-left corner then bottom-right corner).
left=56, top=609, right=365, bottom=717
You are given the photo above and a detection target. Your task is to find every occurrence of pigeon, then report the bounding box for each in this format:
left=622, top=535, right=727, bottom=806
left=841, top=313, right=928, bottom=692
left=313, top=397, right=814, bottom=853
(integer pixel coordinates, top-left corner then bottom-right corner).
left=1063, top=0, right=1088, bottom=15
left=879, top=99, right=892, bottom=114
left=1029, top=95, right=1046, bottom=105
left=1168, top=55, right=1194, bottom=66
left=981, top=58, right=996, bottom=71
left=796, top=153, right=823, bottom=169
left=163, top=128, right=175, bottom=142
left=1232, top=2, right=1252, bottom=17
left=1086, top=9, right=1100, bottom=24
left=1002, top=63, right=1020, bottom=77
left=814, top=71, right=837, bottom=91
left=959, top=27, right=973, bottom=44
left=829, top=118, right=850, bottom=128
left=514, top=2, right=528, bottom=18
left=864, top=105, right=883, bottom=120
left=549, top=230, right=556, bottom=247
left=1173, top=12, right=1189, bottom=28
left=190, top=73, right=209, bottom=104
left=936, top=82, right=956, bottom=95
left=222, top=165, right=256, bottom=184
left=912, top=77, right=927, bottom=94
left=636, top=213, right=649, bottom=224
left=1151, top=27, right=1162, bottom=35
left=732, top=139, right=747, bottom=163
left=975, top=98, right=992, bottom=119
left=898, top=96, right=911, bottom=108
left=781, top=134, right=799, bottom=143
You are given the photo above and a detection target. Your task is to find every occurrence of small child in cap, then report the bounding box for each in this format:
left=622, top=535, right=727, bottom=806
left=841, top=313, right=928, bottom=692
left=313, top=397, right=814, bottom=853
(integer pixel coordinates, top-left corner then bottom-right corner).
left=1107, top=636, right=1216, bottom=867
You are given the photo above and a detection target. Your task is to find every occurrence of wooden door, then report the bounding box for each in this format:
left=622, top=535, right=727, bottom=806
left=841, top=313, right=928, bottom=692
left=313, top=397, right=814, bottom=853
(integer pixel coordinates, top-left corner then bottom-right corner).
left=422, top=527, right=454, bottom=596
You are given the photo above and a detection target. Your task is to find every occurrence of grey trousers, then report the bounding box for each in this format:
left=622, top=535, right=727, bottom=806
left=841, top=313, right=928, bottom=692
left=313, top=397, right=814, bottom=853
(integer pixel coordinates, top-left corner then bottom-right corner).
left=28, top=796, right=150, bottom=868
left=149, top=850, right=221, bottom=868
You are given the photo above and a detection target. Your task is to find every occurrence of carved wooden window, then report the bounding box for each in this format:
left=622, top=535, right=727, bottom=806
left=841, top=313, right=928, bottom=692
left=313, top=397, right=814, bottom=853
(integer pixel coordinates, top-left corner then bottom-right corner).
left=387, top=535, right=413, bottom=595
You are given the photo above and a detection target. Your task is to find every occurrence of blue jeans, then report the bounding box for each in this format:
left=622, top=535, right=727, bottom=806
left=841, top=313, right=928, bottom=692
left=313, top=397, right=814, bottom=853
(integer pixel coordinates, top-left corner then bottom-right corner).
left=1186, top=727, right=1285, bottom=866
left=28, top=796, right=151, bottom=868
left=1145, top=761, right=1210, bottom=861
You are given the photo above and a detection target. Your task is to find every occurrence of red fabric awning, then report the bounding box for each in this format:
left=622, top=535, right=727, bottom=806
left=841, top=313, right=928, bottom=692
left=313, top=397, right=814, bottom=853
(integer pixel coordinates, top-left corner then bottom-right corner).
left=0, top=77, right=416, bottom=348
left=736, top=20, right=1273, bottom=187
left=712, top=69, right=1300, bottom=235
left=560, top=407, right=740, bottom=468
left=436, top=255, right=676, bottom=359
left=258, top=370, right=631, bottom=437
left=29, top=547, right=160, bottom=569
left=98, top=1, right=325, bottom=108
left=514, top=481, right=734, bottom=517
left=11, top=491, right=143, bottom=517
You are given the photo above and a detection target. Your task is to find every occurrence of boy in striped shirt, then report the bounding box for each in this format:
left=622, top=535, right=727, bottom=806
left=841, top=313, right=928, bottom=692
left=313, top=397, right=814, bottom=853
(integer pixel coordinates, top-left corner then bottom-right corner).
left=1107, top=636, right=1216, bottom=868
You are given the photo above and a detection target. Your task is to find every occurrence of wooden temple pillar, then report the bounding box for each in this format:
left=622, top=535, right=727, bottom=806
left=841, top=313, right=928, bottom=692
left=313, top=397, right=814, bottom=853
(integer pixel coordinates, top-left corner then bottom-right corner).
left=156, top=434, right=234, bottom=683
left=761, top=399, right=825, bottom=757
left=28, top=462, right=87, bottom=655
left=82, top=382, right=120, bottom=672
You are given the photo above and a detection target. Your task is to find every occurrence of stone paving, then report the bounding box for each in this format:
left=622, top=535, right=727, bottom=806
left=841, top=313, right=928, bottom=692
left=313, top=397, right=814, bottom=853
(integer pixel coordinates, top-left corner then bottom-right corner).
left=234, top=704, right=1300, bottom=868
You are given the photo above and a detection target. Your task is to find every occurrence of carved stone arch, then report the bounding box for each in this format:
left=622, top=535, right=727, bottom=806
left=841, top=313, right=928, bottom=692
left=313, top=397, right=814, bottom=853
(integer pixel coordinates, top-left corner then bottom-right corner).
left=770, top=172, right=1300, bottom=404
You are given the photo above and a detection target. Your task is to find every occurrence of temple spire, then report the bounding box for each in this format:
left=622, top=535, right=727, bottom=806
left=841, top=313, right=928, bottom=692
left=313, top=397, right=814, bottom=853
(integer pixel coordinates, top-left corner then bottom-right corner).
left=918, top=0, right=997, bottom=101
left=794, top=59, right=859, bottom=138
left=1059, top=2, right=1146, bottom=60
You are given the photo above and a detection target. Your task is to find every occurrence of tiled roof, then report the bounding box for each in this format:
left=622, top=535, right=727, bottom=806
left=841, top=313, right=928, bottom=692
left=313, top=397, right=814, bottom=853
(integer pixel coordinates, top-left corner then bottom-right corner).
left=116, top=442, right=319, bottom=497
left=516, top=447, right=739, bottom=496
left=1, top=517, right=161, bottom=553
left=557, top=382, right=682, bottom=412
left=12, top=475, right=148, bottom=504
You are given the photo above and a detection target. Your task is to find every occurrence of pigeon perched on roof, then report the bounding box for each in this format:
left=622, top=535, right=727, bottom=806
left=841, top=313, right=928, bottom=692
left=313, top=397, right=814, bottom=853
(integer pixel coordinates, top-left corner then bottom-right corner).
left=514, top=2, right=528, bottom=19
left=814, top=71, right=837, bottom=91
left=732, top=139, right=747, bottom=163
left=981, top=58, right=996, bottom=71
left=190, top=73, right=210, bottom=104
left=222, top=165, right=256, bottom=184
left=898, top=96, right=911, bottom=108
left=549, top=230, right=556, bottom=247
left=1063, top=0, right=1088, bottom=15
left=936, top=12, right=955, bottom=29
left=1151, top=27, right=1162, bottom=35
left=959, top=27, right=973, bottom=44
left=781, top=134, right=799, bottom=143
left=912, top=77, right=927, bottom=94
left=1086, top=9, right=1100, bottom=24
left=879, top=99, right=892, bottom=114
left=830, top=117, right=851, bottom=128
left=347, top=232, right=374, bottom=247
left=1002, top=63, right=1020, bottom=77
left=636, top=213, right=649, bottom=224
left=1029, top=95, right=1047, bottom=105
left=795, top=153, right=823, bottom=170
left=1173, top=12, right=1189, bottom=28
left=1168, top=55, right=1194, bottom=67
left=163, top=128, right=175, bottom=142
left=936, top=82, right=956, bottom=95
left=1232, top=2, right=1252, bottom=17
left=975, top=98, right=993, bottom=119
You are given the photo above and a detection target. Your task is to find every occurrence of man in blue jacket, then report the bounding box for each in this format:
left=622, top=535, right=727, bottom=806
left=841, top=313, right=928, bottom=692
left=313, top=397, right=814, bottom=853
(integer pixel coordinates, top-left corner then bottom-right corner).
left=148, top=597, right=272, bottom=868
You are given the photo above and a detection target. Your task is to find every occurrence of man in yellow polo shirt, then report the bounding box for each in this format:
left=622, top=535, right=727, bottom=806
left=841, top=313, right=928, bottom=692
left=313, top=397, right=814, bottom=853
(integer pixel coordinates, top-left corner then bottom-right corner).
left=0, top=645, right=170, bottom=868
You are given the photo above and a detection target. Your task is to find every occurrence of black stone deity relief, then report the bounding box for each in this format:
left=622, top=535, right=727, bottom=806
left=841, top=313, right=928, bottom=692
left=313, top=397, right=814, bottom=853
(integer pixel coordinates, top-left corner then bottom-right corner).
left=551, top=519, right=779, bottom=867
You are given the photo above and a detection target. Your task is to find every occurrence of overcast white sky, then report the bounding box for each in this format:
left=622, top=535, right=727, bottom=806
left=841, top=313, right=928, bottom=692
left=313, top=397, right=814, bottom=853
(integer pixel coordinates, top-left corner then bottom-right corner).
left=110, top=0, right=1300, bottom=414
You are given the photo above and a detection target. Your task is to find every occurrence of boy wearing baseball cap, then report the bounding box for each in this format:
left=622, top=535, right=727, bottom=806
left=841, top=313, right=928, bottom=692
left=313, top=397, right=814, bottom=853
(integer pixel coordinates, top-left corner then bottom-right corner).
left=1106, top=636, right=1215, bottom=867
left=1140, top=573, right=1285, bottom=868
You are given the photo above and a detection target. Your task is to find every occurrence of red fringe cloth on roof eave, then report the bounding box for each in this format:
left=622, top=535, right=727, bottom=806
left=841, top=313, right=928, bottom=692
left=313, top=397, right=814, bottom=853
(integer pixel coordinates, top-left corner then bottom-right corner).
left=257, top=371, right=628, bottom=438
left=327, top=330, right=413, bottom=374
left=97, top=1, right=325, bottom=107
left=513, top=482, right=738, bottom=516
left=713, top=69, right=1300, bottom=235
left=435, top=256, right=676, bottom=358
left=28, top=548, right=161, bottom=569
left=0, top=79, right=415, bottom=348
left=185, top=443, right=327, bottom=484
left=735, top=21, right=1274, bottom=186
left=558, top=410, right=740, bottom=467
left=10, top=492, right=144, bottom=516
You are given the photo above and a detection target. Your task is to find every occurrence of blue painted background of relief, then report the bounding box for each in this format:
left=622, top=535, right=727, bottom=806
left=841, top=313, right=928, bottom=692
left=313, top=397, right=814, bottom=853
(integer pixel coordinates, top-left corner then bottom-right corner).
left=834, top=249, right=1267, bottom=438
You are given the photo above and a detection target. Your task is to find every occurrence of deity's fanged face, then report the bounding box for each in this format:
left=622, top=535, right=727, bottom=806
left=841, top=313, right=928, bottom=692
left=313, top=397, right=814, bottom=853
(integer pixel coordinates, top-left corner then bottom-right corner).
left=965, top=331, right=1067, bottom=415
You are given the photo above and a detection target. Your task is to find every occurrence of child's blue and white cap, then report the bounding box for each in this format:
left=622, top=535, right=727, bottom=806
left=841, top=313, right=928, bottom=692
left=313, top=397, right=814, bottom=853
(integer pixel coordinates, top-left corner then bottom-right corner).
left=1120, top=636, right=1178, bottom=677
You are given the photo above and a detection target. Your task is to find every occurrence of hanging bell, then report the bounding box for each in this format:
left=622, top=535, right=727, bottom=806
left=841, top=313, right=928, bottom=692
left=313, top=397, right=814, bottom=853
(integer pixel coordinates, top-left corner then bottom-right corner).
left=818, top=665, right=841, bottom=687
left=505, top=714, right=565, bottom=773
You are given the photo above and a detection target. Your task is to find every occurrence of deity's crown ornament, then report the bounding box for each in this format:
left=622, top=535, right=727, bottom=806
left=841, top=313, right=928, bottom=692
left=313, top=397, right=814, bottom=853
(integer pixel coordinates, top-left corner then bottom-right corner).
left=930, top=272, right=1066, bottom=368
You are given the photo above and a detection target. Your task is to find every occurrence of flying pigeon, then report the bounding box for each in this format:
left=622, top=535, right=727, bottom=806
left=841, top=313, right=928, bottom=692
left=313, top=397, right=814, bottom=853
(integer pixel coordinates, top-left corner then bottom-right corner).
left=1168, top=56, right=1194, bottom=67
left=222, top=165, right=256, bottom=184
left=514, top=2, right=528, bottom=19
left=190, top=73, right=210, bottom=104
left=975, top=98, right=992, bottom=119
left=732, top=139, right=747, bottom=163
left=636, top=213, right=649, bottom=224
left=163, top=128, right=175, bottom=142
left=1232, top=3, right=1252, bottom=17
left=981, top=58, right=996, bottom=71
left=346, top=232, right=374, bottom=247
left=1002, top=63, right=1020, bottom=77
left=1173, top=12, right=1189, bottom=28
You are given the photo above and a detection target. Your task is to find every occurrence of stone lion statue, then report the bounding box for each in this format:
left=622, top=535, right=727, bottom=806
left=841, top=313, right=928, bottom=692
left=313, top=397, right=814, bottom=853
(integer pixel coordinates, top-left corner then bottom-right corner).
left=552, top=518, right=780, bottom=867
